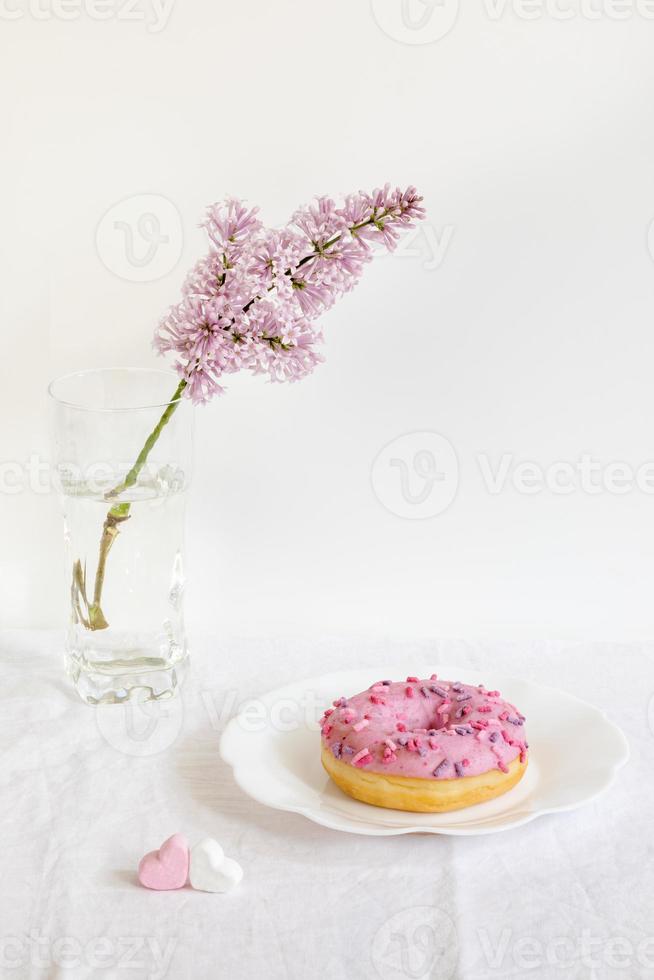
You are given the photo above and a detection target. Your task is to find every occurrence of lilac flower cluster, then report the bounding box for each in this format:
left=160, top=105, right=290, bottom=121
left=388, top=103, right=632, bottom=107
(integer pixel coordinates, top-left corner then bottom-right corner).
left=154, top=186, right=426, bottom=403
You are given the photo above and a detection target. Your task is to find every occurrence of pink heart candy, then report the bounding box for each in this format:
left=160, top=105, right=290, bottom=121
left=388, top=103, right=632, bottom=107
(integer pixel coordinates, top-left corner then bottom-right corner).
left=138, top=833, right=190, bottom=891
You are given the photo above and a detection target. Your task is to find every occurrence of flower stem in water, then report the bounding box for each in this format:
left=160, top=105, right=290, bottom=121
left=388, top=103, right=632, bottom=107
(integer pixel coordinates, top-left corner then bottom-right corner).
left=79, top=378, right=187, bottom=631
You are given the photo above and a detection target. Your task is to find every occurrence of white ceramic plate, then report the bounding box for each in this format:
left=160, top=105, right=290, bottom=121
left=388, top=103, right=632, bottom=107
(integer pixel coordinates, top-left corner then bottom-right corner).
left=219, top=667, right=629, bottom=836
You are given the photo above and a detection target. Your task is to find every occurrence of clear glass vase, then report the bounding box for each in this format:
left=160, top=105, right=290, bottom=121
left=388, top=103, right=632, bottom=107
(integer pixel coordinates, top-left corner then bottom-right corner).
left=48, top=368, right=193, bottom=705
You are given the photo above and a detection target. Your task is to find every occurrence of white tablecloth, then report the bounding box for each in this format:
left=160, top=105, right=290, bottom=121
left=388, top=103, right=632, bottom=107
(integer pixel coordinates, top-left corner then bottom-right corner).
left=1, top=631, right=651, bottom=980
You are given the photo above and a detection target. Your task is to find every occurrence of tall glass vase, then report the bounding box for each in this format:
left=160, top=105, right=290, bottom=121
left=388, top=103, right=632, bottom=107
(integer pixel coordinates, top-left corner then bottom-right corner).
left=49, top=368, right=193, bottom=705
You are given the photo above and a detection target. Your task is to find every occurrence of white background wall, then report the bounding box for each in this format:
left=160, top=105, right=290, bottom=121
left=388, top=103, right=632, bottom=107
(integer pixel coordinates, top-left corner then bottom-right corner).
left=2, top=0, right=654, bottom=640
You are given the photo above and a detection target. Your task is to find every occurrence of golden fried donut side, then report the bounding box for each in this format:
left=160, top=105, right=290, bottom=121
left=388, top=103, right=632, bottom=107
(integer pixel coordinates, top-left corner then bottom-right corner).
left=321, top=745, right=528, bottom=813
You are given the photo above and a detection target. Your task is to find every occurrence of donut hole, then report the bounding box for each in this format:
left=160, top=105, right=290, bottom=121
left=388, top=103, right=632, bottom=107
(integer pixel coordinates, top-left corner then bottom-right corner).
left=398, top=706, right=448, bottom=736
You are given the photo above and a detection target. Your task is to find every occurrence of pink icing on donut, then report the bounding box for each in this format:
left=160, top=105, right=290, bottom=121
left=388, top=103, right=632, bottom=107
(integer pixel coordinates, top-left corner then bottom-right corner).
left=320, top=676, right=527, bottom=779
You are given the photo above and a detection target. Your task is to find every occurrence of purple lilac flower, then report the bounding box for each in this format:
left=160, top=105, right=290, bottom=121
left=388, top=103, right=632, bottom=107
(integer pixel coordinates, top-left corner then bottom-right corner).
left=154, top=186, right=425, bottom=403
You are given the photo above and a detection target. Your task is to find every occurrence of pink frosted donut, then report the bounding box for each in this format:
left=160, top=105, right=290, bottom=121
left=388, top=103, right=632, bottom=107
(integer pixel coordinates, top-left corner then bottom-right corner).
left=320, top=674, right=528, bottom=812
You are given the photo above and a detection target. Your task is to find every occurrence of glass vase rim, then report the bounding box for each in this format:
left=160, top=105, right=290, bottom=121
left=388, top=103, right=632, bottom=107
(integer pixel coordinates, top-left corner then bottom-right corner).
left=48, top=367, right=186, bottom=414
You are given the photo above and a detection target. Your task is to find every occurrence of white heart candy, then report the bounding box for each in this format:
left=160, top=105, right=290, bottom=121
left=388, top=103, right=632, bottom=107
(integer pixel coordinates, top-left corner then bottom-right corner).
left=189, top=838, right=243, bottom=893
